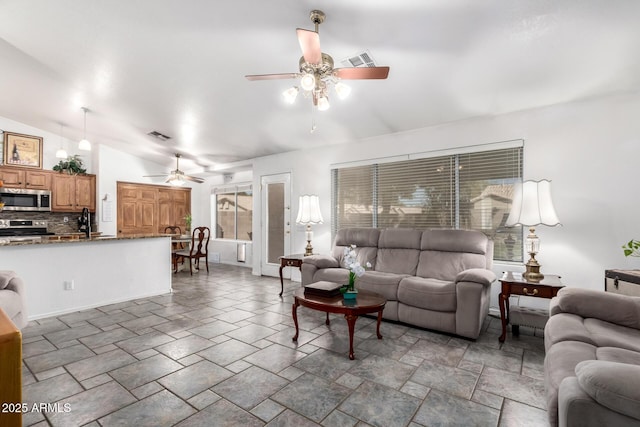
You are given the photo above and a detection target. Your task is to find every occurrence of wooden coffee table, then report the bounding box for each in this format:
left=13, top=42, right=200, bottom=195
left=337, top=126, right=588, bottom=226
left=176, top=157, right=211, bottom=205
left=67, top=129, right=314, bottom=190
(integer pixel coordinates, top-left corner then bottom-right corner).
left=292, top=287, right=386, bottom=360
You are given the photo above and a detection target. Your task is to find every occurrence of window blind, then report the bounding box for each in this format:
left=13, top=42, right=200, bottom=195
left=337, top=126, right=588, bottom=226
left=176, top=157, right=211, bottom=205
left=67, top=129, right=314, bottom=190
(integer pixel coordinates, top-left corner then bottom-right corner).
left=332, top=145, right=523, bottom=261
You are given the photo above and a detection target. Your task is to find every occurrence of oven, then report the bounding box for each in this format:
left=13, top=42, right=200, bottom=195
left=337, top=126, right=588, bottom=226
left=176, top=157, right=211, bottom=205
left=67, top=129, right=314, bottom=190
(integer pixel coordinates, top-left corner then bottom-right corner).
left=0, top=188, right=51, bottom=212
left=0, top=219, right=55, bottom=242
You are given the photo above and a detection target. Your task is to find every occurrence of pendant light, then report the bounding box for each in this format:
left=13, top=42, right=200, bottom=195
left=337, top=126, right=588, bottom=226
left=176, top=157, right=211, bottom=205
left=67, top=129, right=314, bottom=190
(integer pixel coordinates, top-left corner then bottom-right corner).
left=56, top=123, right=68, bottom=159
left=78, top=107, right=91, bottom=151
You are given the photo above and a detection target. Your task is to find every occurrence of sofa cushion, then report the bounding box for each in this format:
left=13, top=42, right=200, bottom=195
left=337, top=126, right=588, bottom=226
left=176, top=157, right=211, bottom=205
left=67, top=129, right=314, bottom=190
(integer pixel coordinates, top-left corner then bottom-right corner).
left=356, top=271, right=407, bottom=301
left=375, top=229, right=421, bottom=275
left=416, top=230, right=489, bottom=281
left=0, top=270, right=17, bottom=289
left=596, top=347, right=640, bottom=365
left=545, top=313, right=597, bottom=351
left=584, top=318, right=640, bottom=353
left=0, top=290, right=21, bottom=320
left=398, top=277, right=456, bottom=312
left=576, top=360, right=640, bottom=420
left=555, top=287, right=640, bottom=330
left=302, top=255, right=340, bottom=269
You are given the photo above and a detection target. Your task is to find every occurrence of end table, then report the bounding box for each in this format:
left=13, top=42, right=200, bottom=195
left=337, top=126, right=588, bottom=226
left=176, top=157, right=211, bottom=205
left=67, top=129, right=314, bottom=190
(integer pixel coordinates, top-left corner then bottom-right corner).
left=278, top=254, right=305, bottom=296
left=498, top=271, right=564, bottom=342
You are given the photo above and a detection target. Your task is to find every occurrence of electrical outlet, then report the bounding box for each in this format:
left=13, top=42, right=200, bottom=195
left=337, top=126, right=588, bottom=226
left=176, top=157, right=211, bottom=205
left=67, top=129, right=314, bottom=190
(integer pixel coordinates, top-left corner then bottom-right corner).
left=64, top=280, right=74, bottom=290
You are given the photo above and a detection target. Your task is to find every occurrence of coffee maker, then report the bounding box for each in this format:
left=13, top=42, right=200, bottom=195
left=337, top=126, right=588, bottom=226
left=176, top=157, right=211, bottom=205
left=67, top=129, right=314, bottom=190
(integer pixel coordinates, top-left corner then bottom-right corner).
left=78, top=207, right=91, bottom=238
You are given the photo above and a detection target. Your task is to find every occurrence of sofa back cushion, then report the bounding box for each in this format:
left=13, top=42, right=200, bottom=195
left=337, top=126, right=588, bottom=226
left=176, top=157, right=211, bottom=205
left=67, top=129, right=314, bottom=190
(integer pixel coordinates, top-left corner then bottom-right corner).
left=417, top=229, right=491, bottom=281
left=375, top=229, right=422, bottom=275
left=332, top=228, right=380, bottom=269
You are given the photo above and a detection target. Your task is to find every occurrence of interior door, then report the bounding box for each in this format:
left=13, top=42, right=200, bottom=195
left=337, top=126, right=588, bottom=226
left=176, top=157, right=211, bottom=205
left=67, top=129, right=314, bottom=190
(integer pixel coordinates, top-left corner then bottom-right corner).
left=261, top=173, right=291, bottom=277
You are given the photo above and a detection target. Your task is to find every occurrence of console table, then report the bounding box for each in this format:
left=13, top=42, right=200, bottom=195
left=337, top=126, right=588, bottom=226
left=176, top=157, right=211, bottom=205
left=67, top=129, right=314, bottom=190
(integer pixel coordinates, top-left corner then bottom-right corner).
left=498, top=271, right=564, bottom=342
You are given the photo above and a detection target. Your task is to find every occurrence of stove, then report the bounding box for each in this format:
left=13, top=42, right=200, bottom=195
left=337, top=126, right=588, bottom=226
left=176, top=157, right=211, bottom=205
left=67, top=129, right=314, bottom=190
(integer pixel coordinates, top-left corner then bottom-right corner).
left=0, top=219, right=55, bottom=240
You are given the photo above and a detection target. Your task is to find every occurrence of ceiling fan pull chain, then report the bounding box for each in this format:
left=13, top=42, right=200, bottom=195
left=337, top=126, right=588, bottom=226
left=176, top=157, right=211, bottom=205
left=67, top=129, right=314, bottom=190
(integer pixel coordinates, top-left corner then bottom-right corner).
left=310, top=102, right=317, bottom=133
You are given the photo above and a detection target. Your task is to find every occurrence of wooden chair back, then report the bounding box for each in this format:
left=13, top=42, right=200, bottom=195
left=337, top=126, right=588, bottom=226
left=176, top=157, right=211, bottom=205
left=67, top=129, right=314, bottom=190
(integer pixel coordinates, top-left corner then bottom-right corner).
left=189, top=226, right=210, bottom=257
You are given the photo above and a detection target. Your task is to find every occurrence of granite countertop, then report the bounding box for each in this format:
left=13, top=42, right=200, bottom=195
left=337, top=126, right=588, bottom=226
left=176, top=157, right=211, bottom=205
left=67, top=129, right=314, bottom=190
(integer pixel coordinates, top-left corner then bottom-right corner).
left=0, top=234, right=171, bottom=247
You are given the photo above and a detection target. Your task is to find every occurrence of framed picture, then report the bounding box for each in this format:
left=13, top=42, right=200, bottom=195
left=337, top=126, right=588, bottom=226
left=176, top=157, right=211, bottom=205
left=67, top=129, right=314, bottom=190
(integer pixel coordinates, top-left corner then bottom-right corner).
left=3, top=131, right=43, bottom=169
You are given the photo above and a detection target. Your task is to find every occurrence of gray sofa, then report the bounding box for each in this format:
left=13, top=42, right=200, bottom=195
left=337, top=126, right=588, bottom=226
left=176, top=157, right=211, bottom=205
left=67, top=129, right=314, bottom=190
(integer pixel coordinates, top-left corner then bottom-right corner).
left=0, top=270, right=28, bottom=329
left=301, top=228, right=496, bottom=339
left=545, top=287, right=640, bottom=427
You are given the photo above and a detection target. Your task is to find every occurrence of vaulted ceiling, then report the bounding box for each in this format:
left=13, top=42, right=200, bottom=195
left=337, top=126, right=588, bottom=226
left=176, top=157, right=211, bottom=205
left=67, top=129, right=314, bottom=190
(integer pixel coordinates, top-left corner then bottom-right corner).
left=0, top=1, right=639, bottom=174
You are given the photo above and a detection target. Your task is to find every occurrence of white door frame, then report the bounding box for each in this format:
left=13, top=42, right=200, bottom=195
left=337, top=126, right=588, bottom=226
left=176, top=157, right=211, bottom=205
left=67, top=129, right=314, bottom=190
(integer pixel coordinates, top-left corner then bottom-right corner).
left=260, top=173, right=291, bottom=277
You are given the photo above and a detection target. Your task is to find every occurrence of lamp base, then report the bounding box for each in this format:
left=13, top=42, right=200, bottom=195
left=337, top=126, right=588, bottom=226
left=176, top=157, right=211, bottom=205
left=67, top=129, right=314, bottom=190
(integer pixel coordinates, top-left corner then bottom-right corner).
left=304, top=241, right=313, bottom=257
left=524, top=254, right=544, bottom=282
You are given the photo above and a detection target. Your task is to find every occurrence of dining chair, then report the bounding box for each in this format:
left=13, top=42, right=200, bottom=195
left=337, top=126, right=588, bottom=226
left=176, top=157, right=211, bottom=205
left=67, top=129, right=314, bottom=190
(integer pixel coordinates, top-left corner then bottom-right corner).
left=175, top=226, right=210, bottom=275
left=164, top=226, right=184, bottom=273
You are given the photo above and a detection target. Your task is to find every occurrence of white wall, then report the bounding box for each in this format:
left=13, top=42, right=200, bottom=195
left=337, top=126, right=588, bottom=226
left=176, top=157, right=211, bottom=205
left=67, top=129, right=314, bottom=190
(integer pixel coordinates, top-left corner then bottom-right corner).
left=251, top=92, right=640, bottom=308
left=0, top=116, right=93, bottom=173
left=96, top=145, right=200, bottom=235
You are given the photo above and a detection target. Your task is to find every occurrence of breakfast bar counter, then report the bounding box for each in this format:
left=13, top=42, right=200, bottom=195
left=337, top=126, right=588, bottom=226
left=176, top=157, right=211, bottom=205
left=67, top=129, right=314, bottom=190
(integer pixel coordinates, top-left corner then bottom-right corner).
left=0, top=235, right=172, bottom=320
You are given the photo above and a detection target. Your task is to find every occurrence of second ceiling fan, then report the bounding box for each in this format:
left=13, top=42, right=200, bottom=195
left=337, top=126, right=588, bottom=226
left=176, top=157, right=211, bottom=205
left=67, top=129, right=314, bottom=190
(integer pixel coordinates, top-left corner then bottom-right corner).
left=245, top=10, right=390, bottom=110
left=144, top=153, right=204, bottom=186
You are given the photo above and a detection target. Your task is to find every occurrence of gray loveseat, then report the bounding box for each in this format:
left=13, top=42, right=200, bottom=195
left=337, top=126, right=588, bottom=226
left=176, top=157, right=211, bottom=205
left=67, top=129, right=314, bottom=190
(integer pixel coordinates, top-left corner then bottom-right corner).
left=0, top=270, right=28, bottom=329
left=545, top=287, right=640, bottom=427
left=301, top=228, right=496, bottom=339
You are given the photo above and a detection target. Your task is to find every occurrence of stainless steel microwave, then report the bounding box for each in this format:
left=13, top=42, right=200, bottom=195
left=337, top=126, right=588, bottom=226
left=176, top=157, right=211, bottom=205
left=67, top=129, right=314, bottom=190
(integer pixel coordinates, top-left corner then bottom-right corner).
left=0, top=188, right=51, bottom=211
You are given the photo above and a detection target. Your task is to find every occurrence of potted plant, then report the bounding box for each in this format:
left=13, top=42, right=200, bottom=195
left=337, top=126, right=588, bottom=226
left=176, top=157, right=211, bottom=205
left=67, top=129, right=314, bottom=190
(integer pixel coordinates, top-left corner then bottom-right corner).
left=340, top=244, right=371, bottom=299
left=622, top=240, right=640, bottom=258
left=184, top=213, right=192, bottom=233
left=53, top=155, right=86, bottom=175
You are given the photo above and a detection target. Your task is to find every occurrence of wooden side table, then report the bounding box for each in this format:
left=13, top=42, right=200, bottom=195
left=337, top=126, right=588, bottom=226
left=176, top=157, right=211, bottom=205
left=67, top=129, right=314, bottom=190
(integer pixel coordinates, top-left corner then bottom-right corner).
left=278, top=254, right=305, bottom=296
left=498, top=271, right=564, bottom=342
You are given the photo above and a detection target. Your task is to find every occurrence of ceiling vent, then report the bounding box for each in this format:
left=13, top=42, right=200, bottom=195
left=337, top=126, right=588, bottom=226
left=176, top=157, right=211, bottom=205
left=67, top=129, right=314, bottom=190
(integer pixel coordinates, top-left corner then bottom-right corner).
left=341, top=50, right=377, bottom=68
left=147, top=131, right=171, bottom=141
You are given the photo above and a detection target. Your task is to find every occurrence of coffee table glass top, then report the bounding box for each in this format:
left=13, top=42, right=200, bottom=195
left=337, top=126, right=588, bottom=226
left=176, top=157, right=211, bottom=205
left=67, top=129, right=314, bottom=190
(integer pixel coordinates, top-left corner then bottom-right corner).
left=293, top=288, right=386, bottom=309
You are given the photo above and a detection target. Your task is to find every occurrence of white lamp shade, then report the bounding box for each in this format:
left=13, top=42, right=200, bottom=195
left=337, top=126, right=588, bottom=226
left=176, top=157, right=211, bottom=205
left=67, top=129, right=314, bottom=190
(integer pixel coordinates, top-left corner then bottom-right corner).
left=55, top=148, right=68, bottom=159
left=282, top=87, right=299, bottom=104
left=317, top=96, right=330, bottom=111
left=506, top=180, right=560, bottom=226
left=296, top=195, right=323, bottom=224
left=78, top=138, right=92, bottom=151
left=300, top=73, right=316, bottom=91
left=334, top=82, right=351, bottom=100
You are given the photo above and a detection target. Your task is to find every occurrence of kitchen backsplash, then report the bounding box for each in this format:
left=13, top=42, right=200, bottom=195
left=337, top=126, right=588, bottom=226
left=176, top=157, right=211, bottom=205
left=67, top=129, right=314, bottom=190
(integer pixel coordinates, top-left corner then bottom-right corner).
left=0, top=211, right=97, bottom=234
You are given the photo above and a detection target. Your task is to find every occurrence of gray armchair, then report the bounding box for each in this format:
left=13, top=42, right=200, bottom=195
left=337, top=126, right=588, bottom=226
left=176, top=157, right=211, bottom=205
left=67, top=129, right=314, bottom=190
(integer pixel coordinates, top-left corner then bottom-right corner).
left=0, top=270, right=28, bottom=329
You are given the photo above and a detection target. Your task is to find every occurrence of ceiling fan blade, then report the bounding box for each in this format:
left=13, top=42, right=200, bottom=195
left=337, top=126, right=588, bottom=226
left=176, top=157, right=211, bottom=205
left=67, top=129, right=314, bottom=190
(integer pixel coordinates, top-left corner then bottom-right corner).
left=143, top=174, right=170, bottom=178
left=245, top=73, right=298, bottom=81
left=297, top=28, right=321, bottom=65
left=184, top=175, right=205, bottom=184
left=335, top=66, right=390, bottom=80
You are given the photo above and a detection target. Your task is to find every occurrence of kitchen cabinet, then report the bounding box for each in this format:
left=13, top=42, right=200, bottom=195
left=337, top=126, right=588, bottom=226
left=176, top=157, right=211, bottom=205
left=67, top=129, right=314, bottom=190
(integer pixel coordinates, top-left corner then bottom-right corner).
left=158, top=187, right=191, bottom=234
left=0, top=166, right=52, bottom=189
left=51, top=173, right=96, bottom=212
left=117, top=182, right=191, bottom=236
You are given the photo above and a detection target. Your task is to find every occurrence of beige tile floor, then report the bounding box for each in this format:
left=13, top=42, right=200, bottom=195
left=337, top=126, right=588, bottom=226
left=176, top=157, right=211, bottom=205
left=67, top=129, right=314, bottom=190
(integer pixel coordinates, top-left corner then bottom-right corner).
left=19, top=264, right=549, bottom=426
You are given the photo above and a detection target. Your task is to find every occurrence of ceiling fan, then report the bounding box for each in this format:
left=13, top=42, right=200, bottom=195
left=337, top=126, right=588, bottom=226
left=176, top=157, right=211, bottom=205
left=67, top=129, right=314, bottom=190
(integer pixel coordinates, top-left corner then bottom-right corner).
left=245, top=10, right=390, bottom=110
left=144, top=153, right=204, bottom=186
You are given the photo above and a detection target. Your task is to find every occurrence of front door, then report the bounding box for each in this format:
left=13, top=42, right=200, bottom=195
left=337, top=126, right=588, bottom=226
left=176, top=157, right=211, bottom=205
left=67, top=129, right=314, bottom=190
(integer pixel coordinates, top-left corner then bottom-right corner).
left=261, top=173, right=291, bottom=277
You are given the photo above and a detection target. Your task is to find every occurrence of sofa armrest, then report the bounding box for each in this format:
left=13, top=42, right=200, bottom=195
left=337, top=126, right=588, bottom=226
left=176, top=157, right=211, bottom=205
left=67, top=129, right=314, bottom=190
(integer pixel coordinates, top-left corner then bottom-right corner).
left=302, top=255, right=340, bottom=269
left=575, top=360, right=640, bottom=421
left=455, top=268, right=496, bottom=287
left=555, top=288, right=640, bottom=329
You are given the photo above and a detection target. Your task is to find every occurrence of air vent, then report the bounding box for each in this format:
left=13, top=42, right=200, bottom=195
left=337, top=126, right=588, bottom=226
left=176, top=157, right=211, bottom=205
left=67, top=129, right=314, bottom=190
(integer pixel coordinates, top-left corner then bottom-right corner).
left=341, top=50, right=377, bottom=68
left=147, top=131, right=171, bottom=141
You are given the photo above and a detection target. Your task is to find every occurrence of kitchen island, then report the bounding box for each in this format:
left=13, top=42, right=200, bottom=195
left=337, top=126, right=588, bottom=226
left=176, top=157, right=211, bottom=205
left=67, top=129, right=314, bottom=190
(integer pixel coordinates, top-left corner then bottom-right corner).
left=0, top=235, right=172, bottom=320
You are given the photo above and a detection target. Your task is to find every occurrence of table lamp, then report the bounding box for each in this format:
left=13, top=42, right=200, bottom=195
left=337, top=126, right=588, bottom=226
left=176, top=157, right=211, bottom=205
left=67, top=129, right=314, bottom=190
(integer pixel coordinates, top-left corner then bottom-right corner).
left=506, top=179, right=560, bottom=281
left=296, top=195, right=323, bottom=256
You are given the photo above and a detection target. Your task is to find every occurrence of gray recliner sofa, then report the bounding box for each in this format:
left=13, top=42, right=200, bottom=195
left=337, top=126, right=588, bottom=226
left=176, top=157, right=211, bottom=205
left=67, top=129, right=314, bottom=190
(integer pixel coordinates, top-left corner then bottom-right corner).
left=545, top=287, right=640, bottom=427
left=301, top=228, right=496, bottom=339
left=0, top=270, right=28, bottom=329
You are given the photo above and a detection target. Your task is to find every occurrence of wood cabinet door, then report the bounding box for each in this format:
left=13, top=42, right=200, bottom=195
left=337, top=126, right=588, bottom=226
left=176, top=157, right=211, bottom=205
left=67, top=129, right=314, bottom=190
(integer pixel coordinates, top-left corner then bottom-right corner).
left=51, top=174, right=75, bottom=211
left=117, top=183, right=158, bottom=236
left=25, top=170, right=52, bottom=189
left=0, top=167, right=25, bottom=187
left=75, top=175, right=96, bottom=211
left=157, top=189, right=173, bottom=233
left=173, top=190, right=190, bottom=231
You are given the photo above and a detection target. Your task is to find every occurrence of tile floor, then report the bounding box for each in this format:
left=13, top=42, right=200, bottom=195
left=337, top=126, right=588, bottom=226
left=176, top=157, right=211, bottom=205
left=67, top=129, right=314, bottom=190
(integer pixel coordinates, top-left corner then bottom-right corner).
left=19, top=265, right=550, bottom=426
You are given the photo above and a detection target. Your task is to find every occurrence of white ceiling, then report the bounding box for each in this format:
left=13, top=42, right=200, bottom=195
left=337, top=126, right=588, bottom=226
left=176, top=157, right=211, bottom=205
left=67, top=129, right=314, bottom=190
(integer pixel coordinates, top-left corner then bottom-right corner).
left=0, top=1, right=639, bottom=174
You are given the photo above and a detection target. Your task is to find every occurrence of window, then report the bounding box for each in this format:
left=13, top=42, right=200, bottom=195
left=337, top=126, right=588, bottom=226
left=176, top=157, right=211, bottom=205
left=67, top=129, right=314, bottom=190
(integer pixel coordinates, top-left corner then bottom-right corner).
left=213, top=184, right=252, bottom=241
left=332, top=144, right=523, bottom=262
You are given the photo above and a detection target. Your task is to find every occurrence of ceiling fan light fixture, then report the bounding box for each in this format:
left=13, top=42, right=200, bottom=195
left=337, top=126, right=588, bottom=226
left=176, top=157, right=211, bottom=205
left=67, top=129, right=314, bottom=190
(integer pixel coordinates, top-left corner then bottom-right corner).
left=334, top=82, right=351, bottom=100
left=300, top=73, right=316, bottom=91
left=78, top=107, right=92, bottom=151
left=282, top=86, right=299, bottom=104
left=317, top=95, right=330, bottom=111
left=168, top=174, right=186, bottom=186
